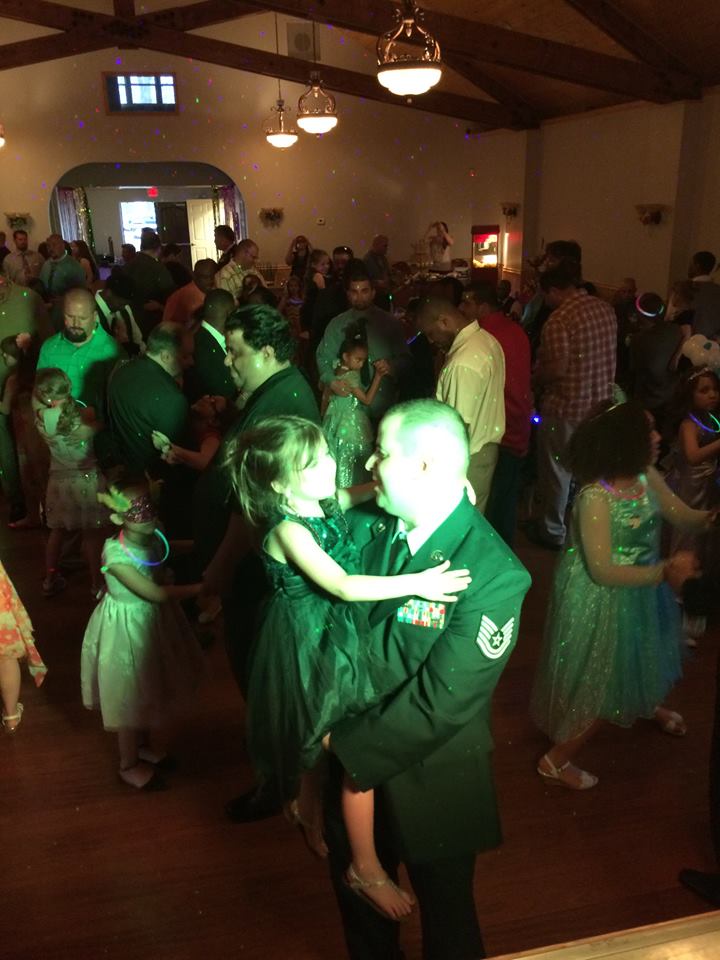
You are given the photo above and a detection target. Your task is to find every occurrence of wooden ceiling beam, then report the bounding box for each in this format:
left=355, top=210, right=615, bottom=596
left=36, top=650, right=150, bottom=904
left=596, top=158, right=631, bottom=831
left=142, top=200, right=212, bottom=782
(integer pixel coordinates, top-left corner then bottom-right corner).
left=0, top=0, right=517, bottom=125
left=0, top=32, right=110, bottom=70
left=562, top=0, right=693, bottom=74
left=232, top=0, right=701, bottom=102
left=443, top=53, right=541, bottom=128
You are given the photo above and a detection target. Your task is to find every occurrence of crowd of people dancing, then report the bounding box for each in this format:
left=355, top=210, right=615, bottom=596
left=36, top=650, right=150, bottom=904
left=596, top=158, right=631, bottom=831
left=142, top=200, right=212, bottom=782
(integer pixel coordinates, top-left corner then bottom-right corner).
left=2, top=222, right=720, bottom=958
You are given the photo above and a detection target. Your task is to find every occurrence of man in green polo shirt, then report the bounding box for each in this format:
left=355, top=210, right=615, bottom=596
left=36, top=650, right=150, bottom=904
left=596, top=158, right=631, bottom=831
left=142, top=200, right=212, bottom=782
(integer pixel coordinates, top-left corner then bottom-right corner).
left=36, top=287, right=123, bottom=417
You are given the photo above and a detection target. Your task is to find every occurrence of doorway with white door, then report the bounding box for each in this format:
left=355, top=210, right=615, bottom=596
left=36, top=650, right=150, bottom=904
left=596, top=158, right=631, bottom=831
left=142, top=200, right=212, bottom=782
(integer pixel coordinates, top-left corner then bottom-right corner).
left=51, top=162, right=247, bottom=269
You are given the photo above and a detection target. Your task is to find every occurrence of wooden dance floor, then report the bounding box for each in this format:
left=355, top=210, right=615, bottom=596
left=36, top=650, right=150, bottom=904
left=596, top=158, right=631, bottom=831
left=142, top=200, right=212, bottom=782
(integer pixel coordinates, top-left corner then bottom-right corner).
left=3, top=520, right=719, bottom=960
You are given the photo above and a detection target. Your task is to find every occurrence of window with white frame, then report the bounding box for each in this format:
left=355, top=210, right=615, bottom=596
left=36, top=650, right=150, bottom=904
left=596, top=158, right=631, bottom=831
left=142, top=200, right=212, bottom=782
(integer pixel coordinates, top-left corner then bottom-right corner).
left=105, top=74, right=177, bottom=113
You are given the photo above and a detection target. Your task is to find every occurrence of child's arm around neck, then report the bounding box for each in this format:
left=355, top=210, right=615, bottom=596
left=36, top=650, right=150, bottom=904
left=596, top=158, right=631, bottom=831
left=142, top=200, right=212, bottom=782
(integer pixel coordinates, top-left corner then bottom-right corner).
left=267, top=519, right=469, bottom=604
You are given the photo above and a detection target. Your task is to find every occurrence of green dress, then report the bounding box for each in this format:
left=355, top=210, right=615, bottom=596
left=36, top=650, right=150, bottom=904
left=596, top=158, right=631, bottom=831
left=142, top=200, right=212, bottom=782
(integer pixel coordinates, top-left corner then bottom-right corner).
left=322, top=369, right=373, bottom=487
left=246, top=501, right=387, bottom=800
left=530, top=480, right=682, bottom=744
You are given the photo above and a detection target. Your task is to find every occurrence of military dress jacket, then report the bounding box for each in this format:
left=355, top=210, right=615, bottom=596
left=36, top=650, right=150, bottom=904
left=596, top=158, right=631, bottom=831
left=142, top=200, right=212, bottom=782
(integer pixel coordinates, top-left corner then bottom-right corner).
left=332, top=495, right=531, bottom=864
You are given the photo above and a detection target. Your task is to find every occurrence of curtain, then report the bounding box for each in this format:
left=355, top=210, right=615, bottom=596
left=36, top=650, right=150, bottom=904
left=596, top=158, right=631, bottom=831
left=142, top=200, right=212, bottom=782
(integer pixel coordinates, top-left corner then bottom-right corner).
left=217, top=184, right=248, bottom=241
left=53, top=187, right=96, bottom=252
left=55, top=188, right=79, bottom=243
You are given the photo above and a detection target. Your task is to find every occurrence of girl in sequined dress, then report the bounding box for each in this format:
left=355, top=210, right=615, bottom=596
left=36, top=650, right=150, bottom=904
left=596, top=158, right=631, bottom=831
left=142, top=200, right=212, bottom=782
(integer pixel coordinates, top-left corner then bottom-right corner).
left=322, top=323, right=386, bottom=487
left=665, top=369, right=720, bottom=641
left=530, top=401, right=711, bottom=791
left=229, top=415, right=470, bottom=920
left=32, top=368, right=107, bottom=598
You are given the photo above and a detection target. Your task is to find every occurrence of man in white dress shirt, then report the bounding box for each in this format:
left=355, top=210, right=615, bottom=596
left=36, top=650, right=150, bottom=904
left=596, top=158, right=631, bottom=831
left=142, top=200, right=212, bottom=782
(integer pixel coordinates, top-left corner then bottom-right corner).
left=418, top=297, right=505, bottom=513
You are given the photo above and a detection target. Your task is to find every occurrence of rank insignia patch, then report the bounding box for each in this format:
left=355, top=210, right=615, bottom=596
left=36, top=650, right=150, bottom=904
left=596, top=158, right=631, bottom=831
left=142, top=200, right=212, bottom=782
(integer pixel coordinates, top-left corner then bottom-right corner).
left=397, top=599, right=446, bottom=629
left=476, top=615, right=514, bottom=659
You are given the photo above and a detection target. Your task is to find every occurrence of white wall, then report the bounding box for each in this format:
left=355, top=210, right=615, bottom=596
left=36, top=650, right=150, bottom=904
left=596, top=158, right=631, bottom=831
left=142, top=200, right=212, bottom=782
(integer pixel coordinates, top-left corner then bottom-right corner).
left=536, top=102, right=685, bottom=292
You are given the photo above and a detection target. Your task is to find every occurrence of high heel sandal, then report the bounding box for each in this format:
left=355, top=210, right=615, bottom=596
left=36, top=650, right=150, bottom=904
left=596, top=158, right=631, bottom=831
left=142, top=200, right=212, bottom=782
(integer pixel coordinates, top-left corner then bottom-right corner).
left=537, top=753, right=598, bottom=790
left=285, top=799, right=328, bottom=858
left=2, top=702, right=24, bottom=733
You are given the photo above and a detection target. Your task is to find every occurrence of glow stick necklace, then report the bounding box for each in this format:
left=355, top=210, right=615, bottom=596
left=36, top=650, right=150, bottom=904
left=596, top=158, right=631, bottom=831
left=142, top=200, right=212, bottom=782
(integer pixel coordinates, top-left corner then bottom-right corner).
left=689, top=412, right=720, bottom=434
left=119, top=528, right=170, bottom=566
left=598, top=478, right=646, bottom=500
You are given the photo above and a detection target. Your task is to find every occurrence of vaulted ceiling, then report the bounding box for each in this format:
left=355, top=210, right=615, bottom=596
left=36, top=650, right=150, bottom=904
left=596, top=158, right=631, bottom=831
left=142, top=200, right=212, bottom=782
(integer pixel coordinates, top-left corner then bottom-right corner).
left=1, top=0, right=718, bottom=130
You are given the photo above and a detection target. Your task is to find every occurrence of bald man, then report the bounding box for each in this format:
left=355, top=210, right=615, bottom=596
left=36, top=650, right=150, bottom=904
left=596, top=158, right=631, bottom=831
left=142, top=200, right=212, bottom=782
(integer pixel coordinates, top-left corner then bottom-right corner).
left=37, top=287, right=123, bottom=414
left=325, top=398, right=531, bottom=960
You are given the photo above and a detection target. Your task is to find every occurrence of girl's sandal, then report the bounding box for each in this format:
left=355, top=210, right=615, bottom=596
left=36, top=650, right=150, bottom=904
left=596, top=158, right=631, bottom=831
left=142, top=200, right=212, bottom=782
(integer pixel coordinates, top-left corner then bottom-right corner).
left=654, top=708, right=687, bottom=737
left=1, top=702, right=24, bottom=733
left=285, top=799, right=328, bottom=858
left=344, top=864, right=414, bottom=921
left=118, top=762, right=168, bottom=791
left=537, top=753, right=598, bottom=790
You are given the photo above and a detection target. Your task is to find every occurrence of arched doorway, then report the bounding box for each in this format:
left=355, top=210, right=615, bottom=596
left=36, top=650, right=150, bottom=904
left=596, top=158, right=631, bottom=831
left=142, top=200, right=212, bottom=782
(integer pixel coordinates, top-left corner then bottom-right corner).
left=50, top=161, right=247, bottom=271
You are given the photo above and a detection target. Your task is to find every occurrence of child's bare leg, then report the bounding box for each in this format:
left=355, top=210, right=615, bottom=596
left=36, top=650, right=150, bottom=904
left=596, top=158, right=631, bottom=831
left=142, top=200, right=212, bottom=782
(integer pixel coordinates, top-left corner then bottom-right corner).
left=45, top=528, right=64, bottom=578
left=117, top=728, right=156, bottom=788
left=82, top=529, right=104, bottom=593
left=0, top=657, right=22, bottom=728
left=291, top=765, right=329, bottom=858
left=342, top=772, right=414, bottom=919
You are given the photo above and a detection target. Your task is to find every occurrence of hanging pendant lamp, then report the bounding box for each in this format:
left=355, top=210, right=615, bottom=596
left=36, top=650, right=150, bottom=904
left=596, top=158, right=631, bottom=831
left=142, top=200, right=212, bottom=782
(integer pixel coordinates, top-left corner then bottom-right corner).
left=377, top=1, right=442, bottom=97
left=264, top=95, right=298, bottom=149
left=297, top=72, right=338, bottom=135
left=263, top=16, right=298, bottom=149
left=297, top=24, right=338, bottom=136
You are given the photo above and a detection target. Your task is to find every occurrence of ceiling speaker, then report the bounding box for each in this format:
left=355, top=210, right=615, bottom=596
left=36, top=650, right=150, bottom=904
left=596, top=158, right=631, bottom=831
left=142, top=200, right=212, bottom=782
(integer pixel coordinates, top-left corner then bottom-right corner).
left=286, top=21, right=317, bottom=61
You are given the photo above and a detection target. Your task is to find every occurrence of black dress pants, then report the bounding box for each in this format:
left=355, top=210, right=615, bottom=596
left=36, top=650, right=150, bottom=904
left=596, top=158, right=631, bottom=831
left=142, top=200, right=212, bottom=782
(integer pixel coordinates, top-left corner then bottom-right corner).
left=324, top=758, right=485, bottom=960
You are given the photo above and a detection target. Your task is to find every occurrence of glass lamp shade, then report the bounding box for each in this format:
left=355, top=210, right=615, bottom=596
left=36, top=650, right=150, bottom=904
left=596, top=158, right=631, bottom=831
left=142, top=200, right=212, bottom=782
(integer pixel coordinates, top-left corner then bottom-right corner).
left=266, top=131, right=299, bottom=149
left=377, top=62, right=442, bottom=96
left=297, top=73, right=338, bottom=136
left=297, top=114, right=338, bottom=135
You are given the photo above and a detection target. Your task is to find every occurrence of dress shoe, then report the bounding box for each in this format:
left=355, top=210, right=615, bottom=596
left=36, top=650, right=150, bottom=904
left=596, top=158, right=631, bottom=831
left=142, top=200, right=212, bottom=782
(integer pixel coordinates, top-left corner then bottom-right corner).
left=225, top=786, right=282, bottom=823
left=678, top=868, right=720, bottom=906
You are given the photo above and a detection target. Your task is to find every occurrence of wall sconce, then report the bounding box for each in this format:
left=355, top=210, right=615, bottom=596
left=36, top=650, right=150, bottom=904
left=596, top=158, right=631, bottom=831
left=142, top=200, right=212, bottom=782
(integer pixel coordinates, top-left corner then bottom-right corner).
left=635, top=204, right=668, bottom=226
left=501, top=202, right=519, bottom=220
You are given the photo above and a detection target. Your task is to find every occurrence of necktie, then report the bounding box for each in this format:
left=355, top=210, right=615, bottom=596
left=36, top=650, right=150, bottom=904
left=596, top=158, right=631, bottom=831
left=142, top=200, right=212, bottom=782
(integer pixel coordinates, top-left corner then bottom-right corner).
left=387, top=532, right=411, bottom=575
left=20, top=253, right=28, bottom=284
left=47, top=261, right=57, bottom=296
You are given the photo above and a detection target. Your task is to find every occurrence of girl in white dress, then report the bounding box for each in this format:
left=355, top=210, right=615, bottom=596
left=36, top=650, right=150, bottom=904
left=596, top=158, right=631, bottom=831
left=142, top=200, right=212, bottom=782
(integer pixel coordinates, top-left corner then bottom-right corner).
left=81, top=480, right=204, bottom=790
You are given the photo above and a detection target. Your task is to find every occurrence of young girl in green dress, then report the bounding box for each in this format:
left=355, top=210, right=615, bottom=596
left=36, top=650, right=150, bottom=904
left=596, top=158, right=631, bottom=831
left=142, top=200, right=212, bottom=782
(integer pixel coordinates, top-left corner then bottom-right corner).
left=322, top=323, right=386, bottom=487
left=229, top=415, right=471, bottom=920
left=530, top=400, right=711, bottom=790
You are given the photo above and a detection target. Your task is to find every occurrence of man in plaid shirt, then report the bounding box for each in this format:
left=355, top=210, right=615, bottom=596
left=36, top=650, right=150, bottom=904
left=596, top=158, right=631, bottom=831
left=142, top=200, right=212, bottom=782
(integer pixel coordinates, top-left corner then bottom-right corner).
left=529, top=261, right=616, bottom=548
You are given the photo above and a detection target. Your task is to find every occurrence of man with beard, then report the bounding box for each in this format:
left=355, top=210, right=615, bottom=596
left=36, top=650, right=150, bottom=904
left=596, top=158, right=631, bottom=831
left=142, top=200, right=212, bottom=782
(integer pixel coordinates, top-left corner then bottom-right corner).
left=37, top=287, right=122, bottom=415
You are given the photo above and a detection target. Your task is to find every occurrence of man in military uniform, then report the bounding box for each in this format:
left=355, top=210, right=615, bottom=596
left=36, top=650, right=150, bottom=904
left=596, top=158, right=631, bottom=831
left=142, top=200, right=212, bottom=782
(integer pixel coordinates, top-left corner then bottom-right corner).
left=324, top=399, right=531, bottom=960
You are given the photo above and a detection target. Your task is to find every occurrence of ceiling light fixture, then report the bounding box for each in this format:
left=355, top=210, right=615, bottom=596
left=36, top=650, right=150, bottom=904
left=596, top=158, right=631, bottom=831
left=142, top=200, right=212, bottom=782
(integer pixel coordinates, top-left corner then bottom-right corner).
left=264, top=95, right=298, bottom=149
left=264, top=15, right=298, bottom=149
left=377, top=1, right=442, bottom=97
left=297, top=25, right=338, bottom=135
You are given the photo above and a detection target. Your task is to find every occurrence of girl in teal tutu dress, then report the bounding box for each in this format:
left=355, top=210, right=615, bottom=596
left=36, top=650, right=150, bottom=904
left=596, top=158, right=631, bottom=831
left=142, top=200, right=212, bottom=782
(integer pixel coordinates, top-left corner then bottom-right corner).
left=530, top=400, right=711, bottom=791
left=322, top=323, right=386, bottom=487
left=229, top=415, right=470, bottom=920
